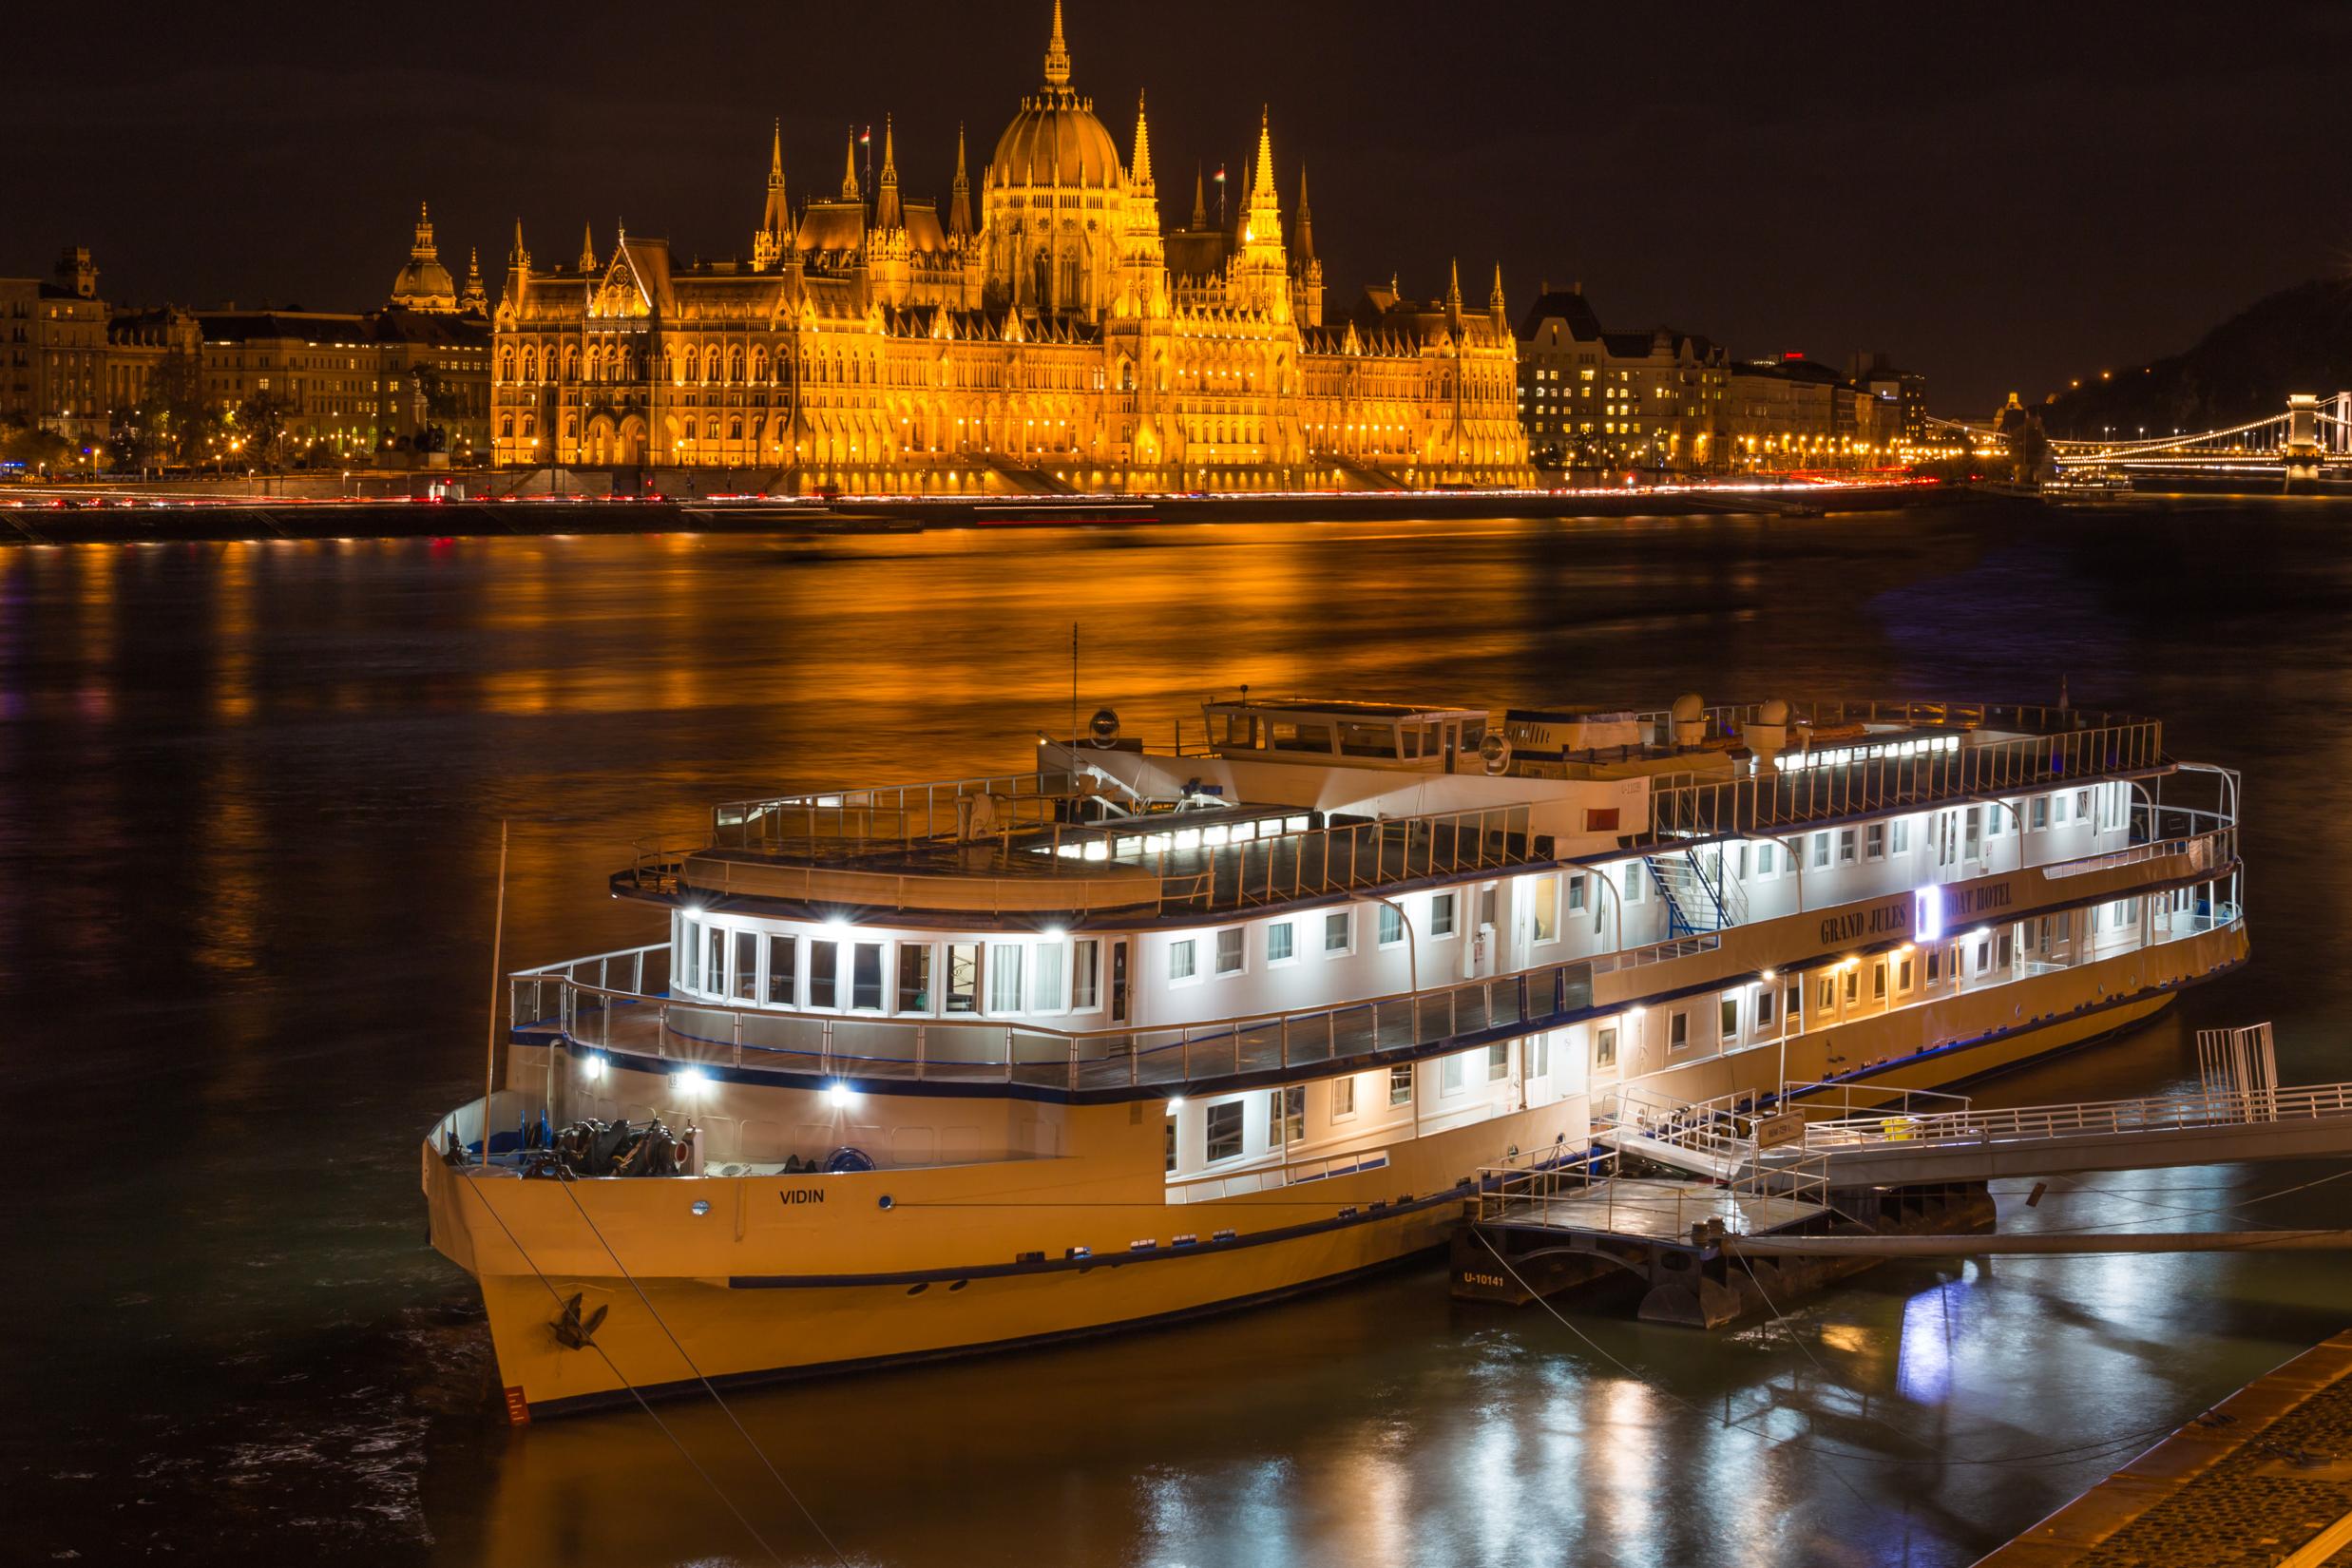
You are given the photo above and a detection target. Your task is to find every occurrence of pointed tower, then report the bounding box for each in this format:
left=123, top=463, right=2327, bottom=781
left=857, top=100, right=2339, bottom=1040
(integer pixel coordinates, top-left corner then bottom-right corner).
left=1445, top=258, right=1463, bottom=317
left=502, top=220, right=529, bottom=310
left=1232, top=108, right=1290, bottom=319
left=874, top=116, right=904, bottom=230
left=840, top=127, right=862, bottom=202
left=1131, top=92, right=1155, bottom=194
left=1290, top=165, right=1323, bottom=326
left=460, top=246, right=488, bottom=314
left=754, top=120, right=790, bottom=270
left=1191, top=164, right=1208, bottom=231
left=1488, top=262, right=1508, bottom=332
left=948, top=123, right=973, bottom=240
left=1043, top=0, right=1071, bottom=88
left=579, top=223, right=597, bottom=275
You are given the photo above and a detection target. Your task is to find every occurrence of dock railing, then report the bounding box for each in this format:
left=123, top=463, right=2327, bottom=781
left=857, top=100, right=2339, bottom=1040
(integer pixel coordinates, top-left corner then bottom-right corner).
left=1794, top=1080, right=2352, bottom=1157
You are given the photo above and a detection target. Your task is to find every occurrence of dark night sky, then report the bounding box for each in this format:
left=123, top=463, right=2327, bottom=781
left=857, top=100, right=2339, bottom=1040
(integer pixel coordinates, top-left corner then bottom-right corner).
left=9, top=1, right=2347, bottom=413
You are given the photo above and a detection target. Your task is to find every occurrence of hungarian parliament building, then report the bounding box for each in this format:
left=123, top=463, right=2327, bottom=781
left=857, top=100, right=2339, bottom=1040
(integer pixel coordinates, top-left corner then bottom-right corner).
left=489, top=5, right=1527, bottom=491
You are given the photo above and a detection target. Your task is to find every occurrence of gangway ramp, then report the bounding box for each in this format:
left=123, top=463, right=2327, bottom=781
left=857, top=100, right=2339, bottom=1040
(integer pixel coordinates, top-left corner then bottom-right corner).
left=1757, top=1023, right=2352, bottom=1185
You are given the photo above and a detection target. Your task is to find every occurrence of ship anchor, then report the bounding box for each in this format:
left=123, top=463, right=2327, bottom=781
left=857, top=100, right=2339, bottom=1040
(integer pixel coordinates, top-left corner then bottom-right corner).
left=552, top=1292, right=607, bottom=1350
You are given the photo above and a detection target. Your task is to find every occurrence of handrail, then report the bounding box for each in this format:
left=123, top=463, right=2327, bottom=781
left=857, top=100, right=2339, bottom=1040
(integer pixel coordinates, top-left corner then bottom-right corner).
left=1798, top=1081, right=2352, bottom=1155
left=1649, top=718, right=2168, bottom=843
left=526, top=824, right=2245, bottom=1091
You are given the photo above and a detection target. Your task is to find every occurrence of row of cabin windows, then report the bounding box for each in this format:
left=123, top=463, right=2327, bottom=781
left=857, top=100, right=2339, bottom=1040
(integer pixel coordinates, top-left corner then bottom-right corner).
left=1166, top=892, right=1492, bottom=984
left=679, top=921, right=1100, bottom=1016
left=1170, top=1042, right=1547, bottom=1171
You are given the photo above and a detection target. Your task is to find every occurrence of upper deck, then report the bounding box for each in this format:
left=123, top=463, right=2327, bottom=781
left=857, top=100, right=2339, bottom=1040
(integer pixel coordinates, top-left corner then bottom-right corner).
left=621, top=697, right=2173, bottom=922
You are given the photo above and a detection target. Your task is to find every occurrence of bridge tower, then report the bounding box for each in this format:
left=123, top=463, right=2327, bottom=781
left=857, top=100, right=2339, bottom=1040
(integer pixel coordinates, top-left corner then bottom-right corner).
left=2285, top=393, right=2325, bottom=481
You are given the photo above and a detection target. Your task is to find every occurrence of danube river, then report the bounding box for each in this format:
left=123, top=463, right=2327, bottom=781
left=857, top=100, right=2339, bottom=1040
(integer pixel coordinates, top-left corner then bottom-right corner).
left=9, top=497, right=2351, bottom=1566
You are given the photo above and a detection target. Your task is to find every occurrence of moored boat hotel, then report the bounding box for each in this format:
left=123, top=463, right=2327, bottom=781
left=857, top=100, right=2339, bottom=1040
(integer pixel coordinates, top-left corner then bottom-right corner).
left=424, top=694, right=2247, bottom=1417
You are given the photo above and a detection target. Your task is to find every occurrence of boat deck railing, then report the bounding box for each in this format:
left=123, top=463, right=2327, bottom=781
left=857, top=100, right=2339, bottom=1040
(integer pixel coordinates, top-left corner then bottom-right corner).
left=1651, top=717, right=2168, bottom=841
left=512, top=938, right=1608, bottom=1094
left=635, top=799, right=1548, bottom=918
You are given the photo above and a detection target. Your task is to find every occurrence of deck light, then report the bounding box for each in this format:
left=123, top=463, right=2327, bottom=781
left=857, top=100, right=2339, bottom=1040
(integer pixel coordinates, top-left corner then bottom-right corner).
left=828, top=1082, right=854, bottom=1109
left=684, top=906, right=705, bottom=919
left=825, top=917, right=852, bottom=936
left=1166, top=1097, right=1184, bottom=1114
left=1043, top=926, right=1066, bottom=942
left=678, top=1068, right=711, bottom=1096
left=585, top=1054, right=607, bottom=1080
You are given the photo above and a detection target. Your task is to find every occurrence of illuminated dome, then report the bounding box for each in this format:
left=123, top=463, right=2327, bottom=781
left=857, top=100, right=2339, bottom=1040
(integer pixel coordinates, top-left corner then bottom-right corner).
left=390, top=201, right=458, bottom=314
left=989, top=3, right=1124, bottom=191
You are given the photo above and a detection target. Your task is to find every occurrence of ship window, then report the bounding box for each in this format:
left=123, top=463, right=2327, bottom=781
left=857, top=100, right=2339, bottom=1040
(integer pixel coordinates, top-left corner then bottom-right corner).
left=1389, top=1064, right=1414, bottom=1105
left=1528, top=1036, right=1550, bottom=1079
left=1622, top=867, right=1645, bottom=905
left=1400, top=726, right=1423, bottom=760
left=2053, top=794, right=2068, bottom=825
left=1927, top=947, right=1941, bottom=983
left=851, top=943, right=885, bottom=1010
left=768, top=935, right=797, bottom=1005
left=1899, top=957, right=1914, bottom=992
left=1532, top=875, right=1558, bottom=942
left=946, top=943, right=981, bottom=1013
left=1205, top=1100, right=1244, bottom=1162
left=709, top=927, right=727, bottom=997
left=1215, top=928, right=1245, bottom=976
left=1377, top=906, right=1404, bottom=947
left=1422, top=722, right=1443, bottom=756
left=2032, top=796, right=2049, bottom=831
left=2075, top=790, right=2090, bottom=822
left=1165, top=1114, right=1177, bottom=1174
left=1755, top=844, right=1776, bottom=877
left=1757, top=988, right=1775, bottom=1027
left=1339, top=722, right=1398, bottom=759
left=1480, top=888, right=1499, bottom=928
left=1872, top=962, right=1887, bottom=1001
left=1844, top=968, right=1859, bottom=1004
left=1269, top=721, right=1332, bottom=755
left=1270, top=1086, right=1304, bottom=1145
left=988, top=945, right=1024, bottom=1012
left=1441, top=1054, right=1466, bottom=1095
left=1818, top=978, right=1836, bottom=1013
left=896, top=945, right=930, bottom=1013
left=1812, top=832, right=1830, bottom=870
left=1865, top=824, right=1885, bottom=860
left=1838, top=829, right=1857, bottom=865
left=1431, top=893, right=1457, bottom=938
left=1169, top=938, right=1197, bottom=982
left=680, top=919, right=702, bottom=990
left=730, top=930, right=755, bottom=1001
left=1267, top=921, right=1295, bottom=965
left=1566, top=874, right=1588, bottom=913
left=1071, top=939, right=1100, bottom=1010
left=1332, top=1077, right=1357, bottom=1119
left=1031, top=942, right=1064, bottom=1011
left=1720, top=998, right=1738, bottom=1040
left=1963, top=809, right=1982, bottom=860
left=1892, top=819, right=1911, bottom=854
left=808, top=940, right=839, bottom=1009
left=1596, top=1026, right=1617, bottom=1069
left=1487, top=1042, right=1509, bottom=1081
left=1324, top=910, right=1351, bottom=954
left=1998, top=930, right=2014, bottom=967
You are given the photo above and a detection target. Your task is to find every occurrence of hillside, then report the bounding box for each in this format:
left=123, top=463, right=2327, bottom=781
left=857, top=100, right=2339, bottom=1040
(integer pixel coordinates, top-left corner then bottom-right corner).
left=2036, top=277, right=2352, bottom=439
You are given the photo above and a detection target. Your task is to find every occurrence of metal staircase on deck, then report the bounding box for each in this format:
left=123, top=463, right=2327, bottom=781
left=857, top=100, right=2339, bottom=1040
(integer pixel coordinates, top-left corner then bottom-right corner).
left=1641, top=844, right=1747, bottom=937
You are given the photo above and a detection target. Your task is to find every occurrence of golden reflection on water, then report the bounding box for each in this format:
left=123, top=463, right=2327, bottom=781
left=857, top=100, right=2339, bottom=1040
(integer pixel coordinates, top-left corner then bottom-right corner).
left=11, top=510, right=2352, bottom=1567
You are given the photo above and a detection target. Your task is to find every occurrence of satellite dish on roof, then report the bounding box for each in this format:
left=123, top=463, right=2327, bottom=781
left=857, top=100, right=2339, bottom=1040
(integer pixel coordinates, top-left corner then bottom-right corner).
left=1088, top=708, right=1120, bottom=748
left=1480, top=733, right=1513, bottom=775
